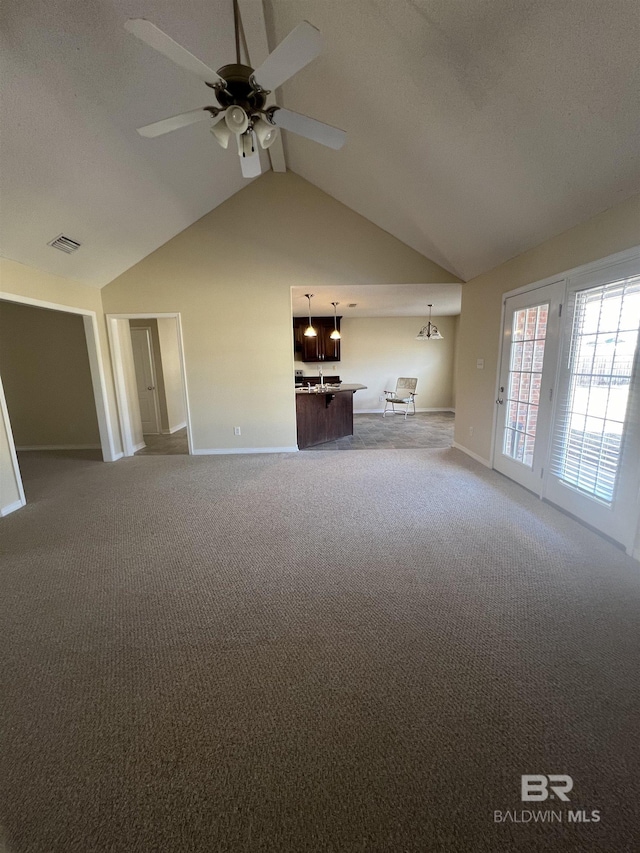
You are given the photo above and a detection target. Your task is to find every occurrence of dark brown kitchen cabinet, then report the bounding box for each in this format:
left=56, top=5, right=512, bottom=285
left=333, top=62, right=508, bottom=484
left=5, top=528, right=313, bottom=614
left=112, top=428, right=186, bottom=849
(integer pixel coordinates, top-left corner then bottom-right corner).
left=293, top=317, right=341, bottom=362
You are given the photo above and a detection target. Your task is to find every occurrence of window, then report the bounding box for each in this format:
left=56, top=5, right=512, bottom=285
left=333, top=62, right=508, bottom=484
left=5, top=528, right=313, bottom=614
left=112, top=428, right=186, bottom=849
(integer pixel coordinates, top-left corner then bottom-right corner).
left=551, top=276, right=640, bottom=504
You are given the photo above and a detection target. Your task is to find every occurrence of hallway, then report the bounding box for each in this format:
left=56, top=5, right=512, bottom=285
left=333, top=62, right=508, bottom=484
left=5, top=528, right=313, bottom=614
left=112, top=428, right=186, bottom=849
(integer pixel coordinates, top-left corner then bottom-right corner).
left=134, top=427, right=188, bottom=456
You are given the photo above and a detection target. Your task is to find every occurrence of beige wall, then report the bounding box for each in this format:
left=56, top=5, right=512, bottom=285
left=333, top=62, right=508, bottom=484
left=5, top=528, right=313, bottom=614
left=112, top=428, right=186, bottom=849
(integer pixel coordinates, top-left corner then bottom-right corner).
left=294, top=315, right=456, bottom=411
left=1, top=257, right=105, bottom=312
left=102, top=172, right=459, bottom=451
left=156, top=318, right=186, bottom=431
left=0, top=301, right=100, bottom=448
left=455, top=192, right=640, bottom=462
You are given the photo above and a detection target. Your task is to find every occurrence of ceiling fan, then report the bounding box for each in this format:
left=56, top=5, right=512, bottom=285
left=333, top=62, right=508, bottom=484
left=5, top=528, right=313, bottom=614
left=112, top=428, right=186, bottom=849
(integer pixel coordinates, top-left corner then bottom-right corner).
left=125, top=1, right=346, bottom=178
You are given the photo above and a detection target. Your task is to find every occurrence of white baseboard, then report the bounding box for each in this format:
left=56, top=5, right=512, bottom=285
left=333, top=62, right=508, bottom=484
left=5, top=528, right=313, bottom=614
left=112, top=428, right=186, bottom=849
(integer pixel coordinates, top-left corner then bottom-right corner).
left=1, top=498, right=26, bottom=517
left=451, top=441, right=491, bottom=468
left=133, top=441, right=146, bottom=452
left=16, top=444, right=102, bottom=451
left=193, top=446, right=298, bottom=456
left=162, top=422, right=187, bottom=435
left=109, top=452, right=124, bottom=462
left=356, top=407, right=455, bottom=414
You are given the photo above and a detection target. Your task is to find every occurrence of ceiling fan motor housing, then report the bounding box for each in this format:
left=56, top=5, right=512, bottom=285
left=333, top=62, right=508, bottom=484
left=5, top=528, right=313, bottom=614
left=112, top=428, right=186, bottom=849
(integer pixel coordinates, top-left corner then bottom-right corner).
left=209, top=64, right=268, bottom=115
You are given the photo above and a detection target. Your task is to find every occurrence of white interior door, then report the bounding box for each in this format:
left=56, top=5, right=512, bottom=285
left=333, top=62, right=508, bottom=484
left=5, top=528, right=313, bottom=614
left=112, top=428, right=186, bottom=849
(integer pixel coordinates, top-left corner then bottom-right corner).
left=544, top=268, right=640, bottom=550
left=130, top=327, right=160, bottom=435
left=493, top=281, right=564, bottom=493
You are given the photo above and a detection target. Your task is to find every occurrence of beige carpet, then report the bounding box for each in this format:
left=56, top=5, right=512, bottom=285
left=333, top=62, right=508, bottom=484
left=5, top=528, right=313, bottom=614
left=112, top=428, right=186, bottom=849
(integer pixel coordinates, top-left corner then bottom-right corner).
left=1, top=448, right=639, bottom=852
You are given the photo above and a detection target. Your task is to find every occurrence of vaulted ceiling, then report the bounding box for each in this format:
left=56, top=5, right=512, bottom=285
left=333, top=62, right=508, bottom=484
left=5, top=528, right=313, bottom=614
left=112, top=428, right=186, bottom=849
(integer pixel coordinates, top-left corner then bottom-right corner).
left=1, top=0, right=639, bottom=288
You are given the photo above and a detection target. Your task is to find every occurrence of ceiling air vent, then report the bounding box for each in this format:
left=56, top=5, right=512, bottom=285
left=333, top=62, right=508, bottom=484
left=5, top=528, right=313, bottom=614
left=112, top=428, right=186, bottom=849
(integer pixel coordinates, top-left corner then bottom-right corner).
left=347, top=303, right=357, bottom=308
left=48, top=234, right=82, bottom=254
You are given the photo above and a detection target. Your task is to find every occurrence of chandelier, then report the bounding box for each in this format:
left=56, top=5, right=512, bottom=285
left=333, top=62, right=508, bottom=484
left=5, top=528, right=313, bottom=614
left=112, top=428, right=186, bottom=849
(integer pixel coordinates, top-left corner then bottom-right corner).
left=416, top=304, right=443, bottom=340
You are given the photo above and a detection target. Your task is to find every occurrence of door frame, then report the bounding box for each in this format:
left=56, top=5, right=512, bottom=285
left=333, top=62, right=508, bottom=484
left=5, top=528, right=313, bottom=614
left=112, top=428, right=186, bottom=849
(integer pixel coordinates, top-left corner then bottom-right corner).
left=0, top=371, right=26, bottom=515
left=0, top=292, right=119, bottom=512
left=106, top=313, right=193, bottom=456
left=491, top=245, right=640, bottom=556
left=130, top=325, right=161, bottom=435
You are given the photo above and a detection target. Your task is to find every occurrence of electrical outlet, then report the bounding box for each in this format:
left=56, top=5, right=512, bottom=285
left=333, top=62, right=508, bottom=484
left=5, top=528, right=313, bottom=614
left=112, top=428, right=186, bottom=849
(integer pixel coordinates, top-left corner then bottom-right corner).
left=469, top=426, right=474, bottom=436
left=379, top=395, right=384, bottom=402
left=234, top=427, right=241, bottom=436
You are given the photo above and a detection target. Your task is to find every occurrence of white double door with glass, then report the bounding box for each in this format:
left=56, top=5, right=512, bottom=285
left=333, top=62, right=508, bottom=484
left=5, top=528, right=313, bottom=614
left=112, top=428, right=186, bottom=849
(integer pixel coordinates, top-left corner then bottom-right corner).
left=493, top=257, right=640, bottom=552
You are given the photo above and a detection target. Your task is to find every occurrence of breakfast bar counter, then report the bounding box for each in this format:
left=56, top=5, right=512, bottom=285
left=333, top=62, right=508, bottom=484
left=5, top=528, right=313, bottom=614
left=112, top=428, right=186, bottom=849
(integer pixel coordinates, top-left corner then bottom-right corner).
left=295, top=384, right=367, bottom=449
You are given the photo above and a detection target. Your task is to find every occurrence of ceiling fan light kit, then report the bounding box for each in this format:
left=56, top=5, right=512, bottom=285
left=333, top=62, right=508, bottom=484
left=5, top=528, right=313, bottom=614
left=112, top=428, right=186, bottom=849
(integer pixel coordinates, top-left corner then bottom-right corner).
left=126, top=2, right=346, bottom=179
left=254, top=118, right=280, bottom=150
left=210, top=120, right=231, bottom=149
left=224, top=105, right=249, bottom=135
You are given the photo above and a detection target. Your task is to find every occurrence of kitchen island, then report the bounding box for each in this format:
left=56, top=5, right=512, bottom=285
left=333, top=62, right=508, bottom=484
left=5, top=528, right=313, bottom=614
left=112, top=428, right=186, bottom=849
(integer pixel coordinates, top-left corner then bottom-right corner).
left=296, top=384, right=367, bottom=449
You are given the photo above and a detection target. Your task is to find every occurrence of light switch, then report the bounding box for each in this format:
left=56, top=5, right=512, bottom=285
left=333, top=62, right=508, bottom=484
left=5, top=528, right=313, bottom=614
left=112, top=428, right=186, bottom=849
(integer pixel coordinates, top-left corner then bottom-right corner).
left=476, top=359, right=484, bottom=369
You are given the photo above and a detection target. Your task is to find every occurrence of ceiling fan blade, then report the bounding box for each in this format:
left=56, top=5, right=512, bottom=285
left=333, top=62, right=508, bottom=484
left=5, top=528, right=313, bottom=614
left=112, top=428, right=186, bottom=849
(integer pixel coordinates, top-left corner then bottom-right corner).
left=269, top=107, right=346, bottom=150
left=252, top=21, right=322, bottom=92
left=125, top=19, right=226, bottom=87
left=239, top=150, right=262, bottom=179
left=136, top=108, right=221, bottom=138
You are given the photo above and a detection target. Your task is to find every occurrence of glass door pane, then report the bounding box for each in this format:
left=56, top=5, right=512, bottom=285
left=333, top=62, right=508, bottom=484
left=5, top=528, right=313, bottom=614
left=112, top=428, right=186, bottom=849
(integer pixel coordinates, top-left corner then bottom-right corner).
left=493, top=281, right=564, bottom=494
left=551, top=278, right=640, bottom=502
left=502, top=304, right=548, bottom=467
left=545, top=271, right=640, bottom=549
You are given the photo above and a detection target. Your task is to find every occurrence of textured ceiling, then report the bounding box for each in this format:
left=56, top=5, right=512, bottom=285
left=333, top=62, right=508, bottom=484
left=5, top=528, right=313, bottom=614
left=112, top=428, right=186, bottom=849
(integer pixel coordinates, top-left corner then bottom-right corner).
left=269, top=0, right=640, bottom=280
left=0, top=0, right=261, bottom=286
left=1, top=0, right=639, bottom=288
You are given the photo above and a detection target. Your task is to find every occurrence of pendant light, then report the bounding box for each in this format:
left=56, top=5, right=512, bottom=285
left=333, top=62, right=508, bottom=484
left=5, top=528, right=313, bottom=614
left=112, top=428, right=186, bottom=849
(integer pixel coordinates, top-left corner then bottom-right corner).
left=330, top=301, right=341, bottom=340
left=416, top=304, right=443, bottom=340
left=304, top=293, right=317, bottom=337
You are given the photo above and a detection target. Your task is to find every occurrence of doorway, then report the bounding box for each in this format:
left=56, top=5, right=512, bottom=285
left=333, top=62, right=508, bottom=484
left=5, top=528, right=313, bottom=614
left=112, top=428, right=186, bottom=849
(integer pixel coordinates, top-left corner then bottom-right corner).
left=493, top=250, right=640, bottom=554
left=0, top=292, right=122, bottom=515
left=107, top=314, right=192, bottom=457
left=0, top=294, right=118, bottom=514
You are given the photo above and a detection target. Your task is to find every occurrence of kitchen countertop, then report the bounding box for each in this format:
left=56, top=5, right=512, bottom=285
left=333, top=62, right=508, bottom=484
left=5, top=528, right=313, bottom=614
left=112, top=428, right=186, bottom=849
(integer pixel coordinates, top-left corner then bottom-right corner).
left=295, top=384, right=367, bottom=394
